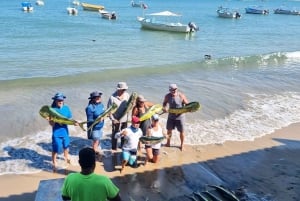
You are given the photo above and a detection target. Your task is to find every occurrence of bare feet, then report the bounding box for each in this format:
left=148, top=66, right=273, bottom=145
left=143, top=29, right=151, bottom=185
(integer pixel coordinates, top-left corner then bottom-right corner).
left=52, top=165, right=57, bottom=173
left=165, top=143, right=170, bottom=147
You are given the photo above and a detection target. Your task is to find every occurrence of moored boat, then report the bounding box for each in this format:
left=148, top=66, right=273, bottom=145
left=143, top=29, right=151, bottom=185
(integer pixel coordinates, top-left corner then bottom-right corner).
left=81, top=2, right=104, bottom=11
left=22, top=2, right=34, bottom=12
left=274, top=7, right=300, bottom=15
left=67, top=7, right=78, bottom=15
left=99, top=10, right=117, bottom=20
left=245, top=5, right=269, bottom=14
left=137, top=11, right=199, bottom=33
left=35, top=0, right=44, bottom=6
left=217, top=6, right=241, bottom=19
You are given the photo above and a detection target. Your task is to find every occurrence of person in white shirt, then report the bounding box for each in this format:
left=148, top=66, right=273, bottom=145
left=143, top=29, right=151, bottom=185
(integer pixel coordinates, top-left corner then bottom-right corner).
left=115, top=116, right=143, bottom=173
left=145, top=114, right=166, bottom=164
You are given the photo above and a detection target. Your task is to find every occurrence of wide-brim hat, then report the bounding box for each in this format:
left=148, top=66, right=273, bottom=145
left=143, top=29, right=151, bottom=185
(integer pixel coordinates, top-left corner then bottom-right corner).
left=52, top=92, right=66, bottom=101
left=88, top=91, right=102, bottom=99
left=116, top=82, right=128, bottom=90
left=137, top=95, right=147, bottom=102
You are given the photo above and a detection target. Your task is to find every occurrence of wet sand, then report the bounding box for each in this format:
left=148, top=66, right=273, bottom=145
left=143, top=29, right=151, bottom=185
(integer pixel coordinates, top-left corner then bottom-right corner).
left=0, top=123, right=300, bottom=201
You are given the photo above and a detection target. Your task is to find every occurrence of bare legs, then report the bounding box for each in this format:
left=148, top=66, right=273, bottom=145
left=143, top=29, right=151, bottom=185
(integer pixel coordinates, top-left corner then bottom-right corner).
left=145, top=147, right=159, bottom=164
left=52, top=149, right=70, bottom=172
left=165, top=130, right=185, bottom=151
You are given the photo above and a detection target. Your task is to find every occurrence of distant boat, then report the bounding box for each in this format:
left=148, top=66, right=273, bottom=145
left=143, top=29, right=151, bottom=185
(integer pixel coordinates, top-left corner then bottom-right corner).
left=72, top=0, right=80, bottom=6
left=81, top=2, right=104, bottom=11
left=67, top=7, right=78, bottom=15
left=21, top=2, right=34, bottom=12
left=131, top=0, right=145, bottom=8
left=217, top=6, right=241, bottom=19
left=99, top=10, right=117, bottom=20
left=137, top=11, right=199, bottom=33
left=35, top=0, right=44, bottom=6
left=274, top=7, right=300, bottom=15
left=245, top=5, right=269, bottom=14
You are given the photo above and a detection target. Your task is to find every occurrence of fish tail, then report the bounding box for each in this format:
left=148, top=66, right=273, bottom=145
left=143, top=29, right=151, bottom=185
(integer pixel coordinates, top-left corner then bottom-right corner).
left=78, top=122, right=86, bottom=131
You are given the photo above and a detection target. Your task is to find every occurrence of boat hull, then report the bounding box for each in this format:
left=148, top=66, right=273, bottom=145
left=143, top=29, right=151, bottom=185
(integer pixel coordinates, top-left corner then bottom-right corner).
left=274, top=8, right=300, bottom=15
left=22, top=2, right=34, bottom=12
left=81, top=2, right=104, bottom=11
left=217, top=8, right=241, bottom=18
left=140, top=19, right=193, bottom=33
left=99, top=10, right=117, bottom=20
left=245, top=7, right=269, bottom=14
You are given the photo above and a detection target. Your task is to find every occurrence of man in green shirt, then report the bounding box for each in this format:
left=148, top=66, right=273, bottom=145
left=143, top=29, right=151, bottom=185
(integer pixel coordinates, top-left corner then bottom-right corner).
left=61, top=147, right=121, bottom=201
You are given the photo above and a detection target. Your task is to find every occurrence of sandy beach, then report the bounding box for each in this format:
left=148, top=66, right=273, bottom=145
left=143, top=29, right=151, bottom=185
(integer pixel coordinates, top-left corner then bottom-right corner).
left=1, top=123, right=300, bottom=201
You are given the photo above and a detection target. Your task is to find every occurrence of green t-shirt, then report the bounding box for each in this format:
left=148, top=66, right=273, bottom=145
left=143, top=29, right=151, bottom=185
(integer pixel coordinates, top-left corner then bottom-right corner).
left=61, top=173, right=119, bottom=201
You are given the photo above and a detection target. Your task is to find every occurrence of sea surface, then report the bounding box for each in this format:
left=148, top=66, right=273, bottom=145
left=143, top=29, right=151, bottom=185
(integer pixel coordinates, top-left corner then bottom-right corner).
left=0, top=0, right=300, bottom=176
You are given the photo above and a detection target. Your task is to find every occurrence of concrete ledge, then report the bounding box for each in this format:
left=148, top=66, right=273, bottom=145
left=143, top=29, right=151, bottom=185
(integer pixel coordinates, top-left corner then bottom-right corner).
left=34, top=178, right=64, bottom=201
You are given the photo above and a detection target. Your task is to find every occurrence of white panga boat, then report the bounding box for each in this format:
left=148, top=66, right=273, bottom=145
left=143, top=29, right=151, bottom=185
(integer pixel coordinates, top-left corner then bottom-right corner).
left=217, top=6, right=241, bottom=18
left=22, top=2, right=34, bottom=12
left=81, top=2, right=104, bottom=11
left=99, top=10, right=117, bottom=20
left=137, top=11, right=199, bottom=33
left=35, top=0, right=44, bottom=6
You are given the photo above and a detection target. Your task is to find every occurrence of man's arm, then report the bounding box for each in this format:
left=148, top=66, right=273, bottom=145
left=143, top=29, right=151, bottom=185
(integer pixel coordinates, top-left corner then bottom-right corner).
left=108, top=193, right=121, bottom=201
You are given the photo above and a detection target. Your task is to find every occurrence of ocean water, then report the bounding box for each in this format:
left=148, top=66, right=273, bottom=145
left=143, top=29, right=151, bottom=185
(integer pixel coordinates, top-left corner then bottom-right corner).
left=0, top=0, right=300, bottom=175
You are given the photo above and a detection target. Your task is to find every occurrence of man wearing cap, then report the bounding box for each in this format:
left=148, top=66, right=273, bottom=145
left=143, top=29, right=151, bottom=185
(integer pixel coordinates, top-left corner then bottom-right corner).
left=115, top=116, right=143, bottom=173
left=50, top=92, right=75, bottom=171
left=145, top=114, right=166, bottom=164
left=107, top=82, right=130, bottom=150
left=132, top=94, right=154, bottom=136
left=61, top=147, right=121, bottom=201
left=85, top=91, right=105, bottom=155
left=162, top=84, right=189, bottom=151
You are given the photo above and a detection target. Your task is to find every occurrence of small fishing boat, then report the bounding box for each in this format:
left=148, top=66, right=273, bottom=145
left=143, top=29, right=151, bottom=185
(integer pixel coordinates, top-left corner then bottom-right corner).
left=217, top=6, right=241, bottom=19
left=131, top=0, right=144, bottom=8
left=137, top=11, right=199, bottom=33
left=81, top=2, right=104, bottom=11
left=21, top=2, right=34, bottom=12
left=35, top=0, right=44, bottom=6
left=274, top=7, right=300, bottom=15
left=99, top=10, right=117, bottom=20
left=67, top=7, right=78, bottom=15
left=245, top=5, right=269, bottom=14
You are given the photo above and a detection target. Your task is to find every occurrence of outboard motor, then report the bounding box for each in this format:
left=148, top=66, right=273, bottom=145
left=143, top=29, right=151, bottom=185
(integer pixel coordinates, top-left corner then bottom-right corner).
left=188, top=22, right=199, bottom=32
left=236, top=12, right=241, bottom=19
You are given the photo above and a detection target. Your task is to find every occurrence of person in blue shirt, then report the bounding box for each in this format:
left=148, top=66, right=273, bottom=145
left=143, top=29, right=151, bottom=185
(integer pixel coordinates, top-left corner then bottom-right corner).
left=50, top=92, right=76, bottom=172
left=85, top=91, right=105, bottom=155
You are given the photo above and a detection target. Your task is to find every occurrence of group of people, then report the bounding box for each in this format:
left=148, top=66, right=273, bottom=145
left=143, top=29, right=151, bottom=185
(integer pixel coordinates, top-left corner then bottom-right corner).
left=48, top=81, right=189, bottom=201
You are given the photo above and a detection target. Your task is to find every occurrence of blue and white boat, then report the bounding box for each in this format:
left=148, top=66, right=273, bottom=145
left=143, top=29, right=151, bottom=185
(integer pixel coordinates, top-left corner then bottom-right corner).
left=245, top=5, right=268, bottom=14
left=21, top=2, right=34, bottom=12
left=217, top=6, right=241, bottom=19
left=274, top=7, right=300, bottom=15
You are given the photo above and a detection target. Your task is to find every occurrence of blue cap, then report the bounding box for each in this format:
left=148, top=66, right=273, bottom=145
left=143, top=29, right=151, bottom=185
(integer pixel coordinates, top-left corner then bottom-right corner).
left=52, top=92, right=66, bottom=101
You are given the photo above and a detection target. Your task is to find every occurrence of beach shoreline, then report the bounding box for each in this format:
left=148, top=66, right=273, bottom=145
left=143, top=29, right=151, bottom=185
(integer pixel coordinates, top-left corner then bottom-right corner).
left=1, top=123, right=300, bottom=200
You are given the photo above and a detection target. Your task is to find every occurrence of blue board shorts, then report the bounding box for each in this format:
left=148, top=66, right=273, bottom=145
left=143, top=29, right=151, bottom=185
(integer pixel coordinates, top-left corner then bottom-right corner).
left=52, top=136, right=70, bottom=153
left=88, top=129, right=103, bottom=141
left=122, top=150, right=137, bottom=165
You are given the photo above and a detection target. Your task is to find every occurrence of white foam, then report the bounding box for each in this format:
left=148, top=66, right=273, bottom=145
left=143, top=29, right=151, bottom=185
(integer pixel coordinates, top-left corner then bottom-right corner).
left=185, top=92, right=300, bottom=145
